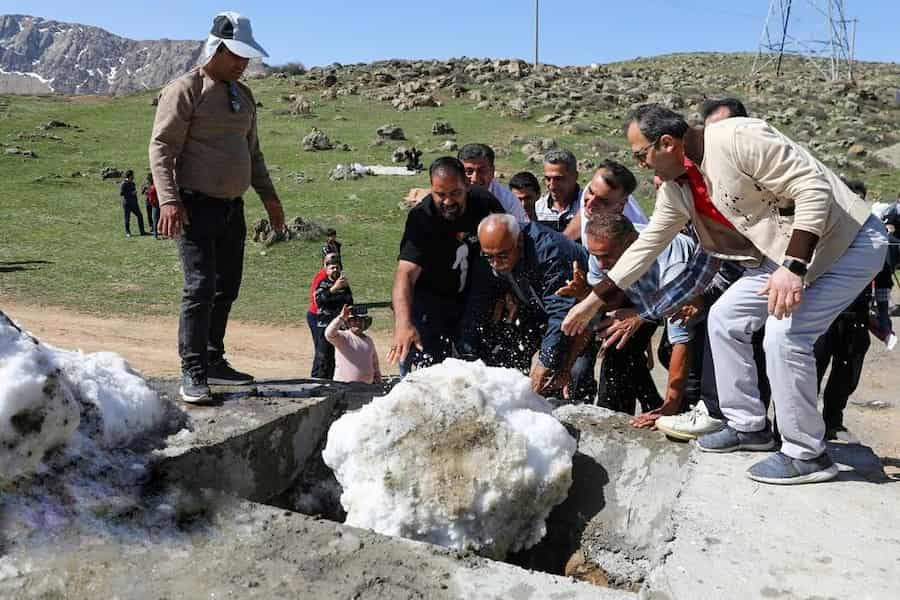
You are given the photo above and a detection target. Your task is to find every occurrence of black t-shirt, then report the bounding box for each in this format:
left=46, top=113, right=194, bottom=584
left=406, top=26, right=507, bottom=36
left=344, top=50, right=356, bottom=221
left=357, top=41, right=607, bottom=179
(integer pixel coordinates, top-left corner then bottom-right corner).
left=398, top=186, right=505, bottom=299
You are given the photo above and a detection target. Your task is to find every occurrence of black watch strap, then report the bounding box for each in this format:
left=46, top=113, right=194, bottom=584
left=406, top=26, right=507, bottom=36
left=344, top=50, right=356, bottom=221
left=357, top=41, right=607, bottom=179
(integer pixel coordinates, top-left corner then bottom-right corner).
left=782, top=258, right=808, bottom=277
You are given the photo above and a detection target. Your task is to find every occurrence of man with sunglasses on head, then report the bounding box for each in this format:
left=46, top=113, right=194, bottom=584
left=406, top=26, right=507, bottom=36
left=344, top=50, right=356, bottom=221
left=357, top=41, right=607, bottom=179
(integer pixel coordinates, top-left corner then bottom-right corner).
left=459, top=213, right=594, bottom=400
left=150, top=12, right=286, bottom=403
left=562, top=103, right=887, bottom=485
left=534, top=149, right=582, bottom=234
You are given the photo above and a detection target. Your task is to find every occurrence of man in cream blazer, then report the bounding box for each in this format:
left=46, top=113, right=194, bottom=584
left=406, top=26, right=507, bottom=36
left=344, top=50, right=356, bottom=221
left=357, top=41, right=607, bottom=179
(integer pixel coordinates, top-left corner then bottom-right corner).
left=562, top=104, right=887, bottom=485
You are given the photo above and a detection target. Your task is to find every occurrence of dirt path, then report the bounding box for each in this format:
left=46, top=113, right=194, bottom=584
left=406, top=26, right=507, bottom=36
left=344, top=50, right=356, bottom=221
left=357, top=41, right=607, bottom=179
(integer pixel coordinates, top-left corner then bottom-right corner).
left=2, top=301, right=398, bottom=379
left=3, top=300, right=897, bottom=476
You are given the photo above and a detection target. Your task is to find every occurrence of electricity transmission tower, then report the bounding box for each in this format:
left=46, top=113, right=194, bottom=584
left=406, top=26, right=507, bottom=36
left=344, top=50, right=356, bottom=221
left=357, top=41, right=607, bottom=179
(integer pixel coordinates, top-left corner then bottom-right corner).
left=751, top=0, right=857, bottom=82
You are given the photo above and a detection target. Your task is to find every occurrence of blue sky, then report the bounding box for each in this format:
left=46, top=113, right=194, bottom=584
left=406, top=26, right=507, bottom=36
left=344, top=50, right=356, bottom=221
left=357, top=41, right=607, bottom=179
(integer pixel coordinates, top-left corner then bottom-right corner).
left=3, top=1, right=898, bottom=67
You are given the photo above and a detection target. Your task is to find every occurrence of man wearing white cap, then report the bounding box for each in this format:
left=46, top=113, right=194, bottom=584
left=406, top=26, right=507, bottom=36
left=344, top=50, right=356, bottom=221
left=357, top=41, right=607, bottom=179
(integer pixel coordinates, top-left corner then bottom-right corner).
left=149, top=12, right=285, bottom=403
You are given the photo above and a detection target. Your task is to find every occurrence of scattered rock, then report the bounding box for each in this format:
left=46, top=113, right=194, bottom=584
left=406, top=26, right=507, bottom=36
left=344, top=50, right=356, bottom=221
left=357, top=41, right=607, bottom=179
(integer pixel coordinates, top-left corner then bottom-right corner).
left=847, top=144, right=867, bottom=156
left=101, top=167, right=122, bottom=179
left=431, top=120, right=456, bottom=135
left=376, top=124, right=406, bottom=140
left=441, top=140, right=458, bottom=152
left=301, top=128, right=334, bottom=151
left=328, top=164, right=369, bottom=181
left=289, top=96, right=313, bottom=116
left=392, top=146, right=409, bottom=163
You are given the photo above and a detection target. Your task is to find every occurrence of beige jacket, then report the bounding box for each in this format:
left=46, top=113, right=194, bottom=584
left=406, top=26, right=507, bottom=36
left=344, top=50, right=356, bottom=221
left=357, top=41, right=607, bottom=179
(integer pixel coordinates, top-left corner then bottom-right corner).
left=608, top=117, right=871, bottom=288
left=149, top=68, right=275, bottom=206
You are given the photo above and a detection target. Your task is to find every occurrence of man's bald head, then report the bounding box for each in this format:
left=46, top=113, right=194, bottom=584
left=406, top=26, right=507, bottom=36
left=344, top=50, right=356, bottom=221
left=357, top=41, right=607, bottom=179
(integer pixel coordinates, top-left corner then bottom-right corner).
left=478, top=214, right=521, bottom=274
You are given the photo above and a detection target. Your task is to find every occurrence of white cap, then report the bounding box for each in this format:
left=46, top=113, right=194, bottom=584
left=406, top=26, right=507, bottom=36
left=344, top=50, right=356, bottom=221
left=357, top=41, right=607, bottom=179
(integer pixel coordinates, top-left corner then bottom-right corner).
left=202, top=11, right=268, bottom=63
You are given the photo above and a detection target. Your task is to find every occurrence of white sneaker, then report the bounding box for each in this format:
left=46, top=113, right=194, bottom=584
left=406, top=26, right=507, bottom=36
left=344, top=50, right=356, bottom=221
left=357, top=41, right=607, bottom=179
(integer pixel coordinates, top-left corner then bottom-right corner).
left=656, top=403, right=724, bottom=441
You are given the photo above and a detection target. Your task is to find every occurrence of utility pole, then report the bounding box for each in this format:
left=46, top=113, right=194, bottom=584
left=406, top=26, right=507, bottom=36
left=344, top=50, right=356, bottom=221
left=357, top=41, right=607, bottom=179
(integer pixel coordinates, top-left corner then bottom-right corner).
left=751, top=0, right=856, bottom=82
left=534, top=0, right=540, bottom=71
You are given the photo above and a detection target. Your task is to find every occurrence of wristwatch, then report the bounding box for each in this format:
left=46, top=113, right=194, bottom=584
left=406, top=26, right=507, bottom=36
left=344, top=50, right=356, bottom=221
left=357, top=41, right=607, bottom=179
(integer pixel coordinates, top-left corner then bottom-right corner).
left=782, top=257, right=808, bottom=277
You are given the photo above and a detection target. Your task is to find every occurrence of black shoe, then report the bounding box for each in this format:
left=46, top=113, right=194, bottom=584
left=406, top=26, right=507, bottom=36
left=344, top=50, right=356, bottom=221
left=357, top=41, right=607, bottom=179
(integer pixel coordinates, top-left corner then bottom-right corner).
left=179, top=372, right=212, bottom=404
left=207, top=359, right=254, bottom=385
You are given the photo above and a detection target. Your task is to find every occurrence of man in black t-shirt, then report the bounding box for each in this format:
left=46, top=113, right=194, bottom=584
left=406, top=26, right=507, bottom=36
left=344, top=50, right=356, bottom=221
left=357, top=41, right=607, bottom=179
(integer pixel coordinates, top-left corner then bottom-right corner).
left=387, top=157, right=505, bottom=370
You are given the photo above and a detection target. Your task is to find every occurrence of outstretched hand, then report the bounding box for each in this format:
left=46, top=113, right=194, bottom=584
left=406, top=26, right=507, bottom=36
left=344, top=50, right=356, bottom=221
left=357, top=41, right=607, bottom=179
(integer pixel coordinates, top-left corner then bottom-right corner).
left=339, top=304, right=353, bottom=321
left=555, top=260, right=589, bottom=300
left=594, top=308, right=645, bottom=351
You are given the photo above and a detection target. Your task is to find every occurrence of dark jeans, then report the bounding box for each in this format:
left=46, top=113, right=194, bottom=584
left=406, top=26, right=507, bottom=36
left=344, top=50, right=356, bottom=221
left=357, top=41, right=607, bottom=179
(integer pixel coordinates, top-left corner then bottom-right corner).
left=151, top=205, right=161, bottom=236
left=123, top=198, right=146, bottom=235
left=307, top=311, right=326, bottom=378
left=596, top=321, right=662, bottom=415
left=176, top=194, right=246, bottom=377
left=815, top=304, right=870, bottom=430
left=656, top=324, right=705, bottom=411
left=312, top=322, right=335, bottom=379
left=145, top=201, right=154, bottom=232
left=701, top=326, right=772, bottom=420
left=400, top=290, right=463, bottom=374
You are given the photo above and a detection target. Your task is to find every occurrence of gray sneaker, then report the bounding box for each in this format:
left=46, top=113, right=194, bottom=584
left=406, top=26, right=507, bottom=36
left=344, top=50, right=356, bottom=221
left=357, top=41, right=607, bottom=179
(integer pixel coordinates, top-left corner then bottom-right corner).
left=179, top=372, right=212, bottom=404
left=747, top=451, right=839, bottom=485
left=697, top=425, right=776, bottom=453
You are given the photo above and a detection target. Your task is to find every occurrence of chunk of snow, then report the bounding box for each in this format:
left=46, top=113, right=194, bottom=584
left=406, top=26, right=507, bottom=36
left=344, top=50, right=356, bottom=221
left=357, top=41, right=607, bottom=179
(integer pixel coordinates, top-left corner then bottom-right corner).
left=323, top=359, right=576, bottom=559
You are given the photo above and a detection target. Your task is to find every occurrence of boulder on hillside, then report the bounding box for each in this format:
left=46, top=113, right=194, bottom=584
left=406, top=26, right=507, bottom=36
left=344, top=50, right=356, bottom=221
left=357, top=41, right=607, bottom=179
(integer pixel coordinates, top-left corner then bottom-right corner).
left=376, top=124, right=406, bottom=140
left=301, top=128, right=334, bottom=151
left=431, top=120, right=456, bottom=135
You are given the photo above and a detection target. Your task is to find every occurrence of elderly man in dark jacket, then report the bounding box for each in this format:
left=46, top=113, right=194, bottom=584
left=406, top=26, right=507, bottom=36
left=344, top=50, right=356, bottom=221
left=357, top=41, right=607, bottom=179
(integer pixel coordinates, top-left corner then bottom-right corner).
left=459, top=214, right=596, bottom=401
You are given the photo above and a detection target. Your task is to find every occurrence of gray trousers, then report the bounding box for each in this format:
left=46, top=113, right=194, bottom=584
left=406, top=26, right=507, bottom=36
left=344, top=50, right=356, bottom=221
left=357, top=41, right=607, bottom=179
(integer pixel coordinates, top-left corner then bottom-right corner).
left=707, top=215, right=887, bottom=459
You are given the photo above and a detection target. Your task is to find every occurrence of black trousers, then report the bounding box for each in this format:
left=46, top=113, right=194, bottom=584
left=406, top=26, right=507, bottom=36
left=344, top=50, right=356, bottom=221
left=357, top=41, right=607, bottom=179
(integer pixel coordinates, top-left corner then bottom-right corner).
left=596, top=321, right=662, bottom=415
left=656, top=323, right=705, bottom=411
left=145, top=201, right=154, bottom=232
left=123, top=198, right=146, bottom=234
left=815, top=303, right=870, bottom=430
left=176, top=194, right=246, bottom=376
left=701, top=327, right=772, bottom=420
left=312, top=322, right=335, bottom=379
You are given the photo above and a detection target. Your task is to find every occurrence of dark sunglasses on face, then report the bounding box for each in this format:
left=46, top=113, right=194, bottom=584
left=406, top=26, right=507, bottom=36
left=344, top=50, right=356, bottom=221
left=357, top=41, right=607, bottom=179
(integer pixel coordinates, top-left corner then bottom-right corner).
left=632, top=137, right=660, bottom=164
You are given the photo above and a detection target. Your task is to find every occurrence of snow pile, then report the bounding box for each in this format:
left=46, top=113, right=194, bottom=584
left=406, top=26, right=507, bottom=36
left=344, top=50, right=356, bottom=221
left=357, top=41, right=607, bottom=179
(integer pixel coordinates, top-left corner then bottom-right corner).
left=0, top=311, right=187, bottom=543
left=323, top=359, right=576, bottom=559
left=0, top=312, right=169, bottom=484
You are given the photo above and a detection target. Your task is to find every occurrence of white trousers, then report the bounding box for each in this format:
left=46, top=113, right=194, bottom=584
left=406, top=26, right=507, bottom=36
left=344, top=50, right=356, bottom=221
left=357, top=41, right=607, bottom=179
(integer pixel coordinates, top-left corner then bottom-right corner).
left=707, top=215, right=887, bottom=459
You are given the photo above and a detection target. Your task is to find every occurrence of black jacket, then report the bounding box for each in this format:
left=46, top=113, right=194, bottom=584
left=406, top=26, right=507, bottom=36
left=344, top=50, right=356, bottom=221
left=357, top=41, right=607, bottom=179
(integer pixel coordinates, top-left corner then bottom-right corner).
left=315, top=277, right=353, bottom=325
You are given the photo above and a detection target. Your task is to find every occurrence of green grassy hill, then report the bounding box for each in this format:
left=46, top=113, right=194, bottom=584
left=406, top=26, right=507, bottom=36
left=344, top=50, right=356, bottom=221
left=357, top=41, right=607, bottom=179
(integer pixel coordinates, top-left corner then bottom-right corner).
left=1, top=52, right=898, bottom=326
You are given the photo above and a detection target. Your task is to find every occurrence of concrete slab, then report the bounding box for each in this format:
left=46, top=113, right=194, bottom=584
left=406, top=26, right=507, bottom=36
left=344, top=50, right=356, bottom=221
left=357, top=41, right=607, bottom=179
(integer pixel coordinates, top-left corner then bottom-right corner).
left=644, top=442, right=900, bottom=600
left=153, top=378, right=382, bottom=502
left=2, top=495, right=632, bottom=599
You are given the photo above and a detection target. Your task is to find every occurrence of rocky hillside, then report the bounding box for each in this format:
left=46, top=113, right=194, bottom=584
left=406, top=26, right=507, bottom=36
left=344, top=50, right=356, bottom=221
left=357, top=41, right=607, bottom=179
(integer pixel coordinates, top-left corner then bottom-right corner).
left=0, top=14, right=203, bottom=95
left=276, top=52, right=900, bottom=173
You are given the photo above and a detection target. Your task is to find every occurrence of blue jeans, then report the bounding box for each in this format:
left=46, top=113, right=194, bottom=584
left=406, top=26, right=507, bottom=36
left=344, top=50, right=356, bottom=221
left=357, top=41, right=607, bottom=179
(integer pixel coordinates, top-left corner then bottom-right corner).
left=176, top=194, right=245, bottom=376
left=708, top=215, right=887, bottom=459
left=123, top=198, right=146, bottom=235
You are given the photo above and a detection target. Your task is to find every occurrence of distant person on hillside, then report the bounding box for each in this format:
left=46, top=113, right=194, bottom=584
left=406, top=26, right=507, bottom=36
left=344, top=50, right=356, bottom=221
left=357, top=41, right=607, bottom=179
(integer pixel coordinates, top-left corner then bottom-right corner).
left=149, top=11, right=286, bottom=403
left=307, top=254, right=333, bottom=378
left=315, top=253, right=354, bottom=379
left=141, top=172, right=155, bottom=230
left=325, top=305, right=381, bottom=384
left=457, top=143, right=529, bottom=223
left=146, top=175, right=161, bottom=238
left=322, top=228, right=342, bottom=258
left=119, top=170, right=147, bottom=238
left=508, top=171, right=540, bottom=222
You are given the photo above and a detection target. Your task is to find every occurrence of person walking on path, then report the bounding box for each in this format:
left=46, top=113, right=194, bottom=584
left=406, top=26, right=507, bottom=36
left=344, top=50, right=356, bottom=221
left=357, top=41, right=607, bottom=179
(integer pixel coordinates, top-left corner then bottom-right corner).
left=120, top=170, right=147, bottom=237
left=149, top=11, right=286, bottom=403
